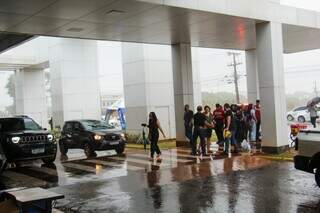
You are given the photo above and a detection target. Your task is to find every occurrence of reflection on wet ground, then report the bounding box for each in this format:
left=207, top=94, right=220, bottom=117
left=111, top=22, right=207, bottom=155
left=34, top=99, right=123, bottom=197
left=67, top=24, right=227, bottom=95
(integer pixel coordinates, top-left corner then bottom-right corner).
left=0, top=148, right=319, bottom=212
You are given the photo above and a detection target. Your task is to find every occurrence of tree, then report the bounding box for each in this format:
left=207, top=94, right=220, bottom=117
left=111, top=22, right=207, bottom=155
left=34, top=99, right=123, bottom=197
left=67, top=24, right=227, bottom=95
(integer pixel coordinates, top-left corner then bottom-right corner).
left=5, top=74, right=15, bottom=99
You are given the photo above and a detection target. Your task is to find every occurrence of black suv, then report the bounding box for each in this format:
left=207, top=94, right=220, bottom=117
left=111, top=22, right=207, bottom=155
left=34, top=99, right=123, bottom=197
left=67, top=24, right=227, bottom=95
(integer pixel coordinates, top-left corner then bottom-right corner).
left=0, top=116, right=57, bottom=172
left=59, top=120, right=126, bottom=158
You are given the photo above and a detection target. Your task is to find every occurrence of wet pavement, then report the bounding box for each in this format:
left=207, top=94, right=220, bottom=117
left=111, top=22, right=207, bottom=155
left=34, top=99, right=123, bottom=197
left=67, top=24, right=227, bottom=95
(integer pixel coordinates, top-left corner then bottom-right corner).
left=0, top=148, right=319, bottom=212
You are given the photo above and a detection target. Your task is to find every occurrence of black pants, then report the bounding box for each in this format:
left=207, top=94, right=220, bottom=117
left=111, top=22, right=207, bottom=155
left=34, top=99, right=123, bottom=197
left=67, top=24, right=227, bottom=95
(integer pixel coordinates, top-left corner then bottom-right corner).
left=215, top=124, right=224, bottom=144
left=311, top=117, right=317, bottom=128
left=150, top=140, right=161, bottom=158
left=256, top=121, right=261, bottom=142
left=192, top=127, right=206, bottom=155
left=185, top=125, right=193, bottom=142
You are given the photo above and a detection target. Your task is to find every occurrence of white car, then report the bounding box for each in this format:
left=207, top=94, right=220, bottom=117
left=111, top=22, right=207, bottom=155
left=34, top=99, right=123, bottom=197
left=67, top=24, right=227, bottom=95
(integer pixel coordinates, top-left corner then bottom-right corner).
left=287, top=106, right=310, bottom=123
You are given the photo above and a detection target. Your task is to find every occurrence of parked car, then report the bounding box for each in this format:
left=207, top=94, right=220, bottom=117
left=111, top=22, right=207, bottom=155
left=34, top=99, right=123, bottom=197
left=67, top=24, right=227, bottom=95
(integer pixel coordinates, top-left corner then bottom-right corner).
left=294, top=129, right=320, bottom=187
left=0, top=116, right=57, bottom=173
left=59, top=120, right=126, bottom=158
left=287, top=106, right=310, bottom=123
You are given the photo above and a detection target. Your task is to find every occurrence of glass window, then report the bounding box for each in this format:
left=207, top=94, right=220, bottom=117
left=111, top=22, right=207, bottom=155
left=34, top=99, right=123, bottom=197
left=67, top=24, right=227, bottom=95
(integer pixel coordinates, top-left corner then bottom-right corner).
left=81, top=120, right=114, bottom=131
left=63, top=122, right=73, bottom=132
left=73, top=122, right=84, bottom=131
left=23, top=118, right=42, bottom=130
left=0, top=118, right=24, bottom=132
left=294, top=107, right=307, bottom=111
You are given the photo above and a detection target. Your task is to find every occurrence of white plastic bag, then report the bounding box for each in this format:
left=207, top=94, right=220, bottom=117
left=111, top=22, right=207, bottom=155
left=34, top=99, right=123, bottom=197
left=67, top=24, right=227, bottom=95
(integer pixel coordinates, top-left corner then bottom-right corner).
left=241, top=139, right=251, bottom=152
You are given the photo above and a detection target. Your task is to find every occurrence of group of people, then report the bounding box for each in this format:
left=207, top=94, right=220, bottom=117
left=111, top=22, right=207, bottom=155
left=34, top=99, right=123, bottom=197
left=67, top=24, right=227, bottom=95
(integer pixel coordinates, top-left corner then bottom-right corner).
left=184, top=100, right=262, bottom=157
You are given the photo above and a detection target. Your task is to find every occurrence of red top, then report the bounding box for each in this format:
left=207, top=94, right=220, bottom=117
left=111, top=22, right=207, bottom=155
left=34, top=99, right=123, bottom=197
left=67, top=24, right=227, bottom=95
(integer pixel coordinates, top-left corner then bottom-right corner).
left=213, top=108, right=225, bottom=121
left=255, top=105, right=261, bottom=122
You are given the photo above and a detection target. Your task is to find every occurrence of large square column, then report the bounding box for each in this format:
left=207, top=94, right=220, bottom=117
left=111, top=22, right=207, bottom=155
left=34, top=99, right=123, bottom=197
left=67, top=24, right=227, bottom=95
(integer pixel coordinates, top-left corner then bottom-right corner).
left=15, top=68, right=48, bottom=128
left=172, top=43, right=197, bottom=145
left=245, top=49, right=260, bottom=103
left=49, top=38, right=101, bottom=127
left=122, top=43, right=176, bottom=139
left=256, top=22, right=288, bottom=153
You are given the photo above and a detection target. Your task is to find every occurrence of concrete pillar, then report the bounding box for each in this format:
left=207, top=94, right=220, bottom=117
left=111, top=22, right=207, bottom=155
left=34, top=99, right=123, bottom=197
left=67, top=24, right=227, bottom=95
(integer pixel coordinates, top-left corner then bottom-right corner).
left=49, top=38, right=101, bottom=127
left=122, top=43, right=176, bottom=139
left=15, top=68, right=48, bottom=128
left=246, top=49, right=259, bottom=103
left=256, top=22, right=288, bottom=153
left=172, top=43, right=195, bottom=145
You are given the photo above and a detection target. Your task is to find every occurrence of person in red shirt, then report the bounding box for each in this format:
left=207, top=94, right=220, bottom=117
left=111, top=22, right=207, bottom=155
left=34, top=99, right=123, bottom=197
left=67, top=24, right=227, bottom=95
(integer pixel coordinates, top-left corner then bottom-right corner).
left=255, top=100, right=261, bottom=144
left=213, top=104, right=225, bottom=152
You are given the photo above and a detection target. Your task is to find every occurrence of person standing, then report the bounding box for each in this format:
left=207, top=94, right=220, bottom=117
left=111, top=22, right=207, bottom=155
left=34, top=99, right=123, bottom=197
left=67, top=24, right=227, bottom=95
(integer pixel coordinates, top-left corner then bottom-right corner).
left=309, top=102, right=318, bottom=128
left=213, top=104, right=225, bottom=153
left=184, top=105, right=194, bottom=143
left=203, top=106, right=215, bottom=154
left=255, top=100, right=261, bottom=142
left=223, top=103, right=235, bottom=154
left=192, top=106, right=212, bottom=156
left=148, top=112, right=166, bottom=161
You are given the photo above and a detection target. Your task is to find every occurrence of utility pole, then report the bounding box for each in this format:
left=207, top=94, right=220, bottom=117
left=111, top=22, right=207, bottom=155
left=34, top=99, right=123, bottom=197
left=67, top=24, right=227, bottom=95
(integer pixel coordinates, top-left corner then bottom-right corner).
left=227, top=52, right=242, bottom=104
left=314, top=81, right=318, bottom=97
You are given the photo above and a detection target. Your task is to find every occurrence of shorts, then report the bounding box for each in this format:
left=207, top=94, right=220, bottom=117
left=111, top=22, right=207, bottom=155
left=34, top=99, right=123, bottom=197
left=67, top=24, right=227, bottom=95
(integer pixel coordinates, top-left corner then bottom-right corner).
left=206, top=129, right=213, bottom=138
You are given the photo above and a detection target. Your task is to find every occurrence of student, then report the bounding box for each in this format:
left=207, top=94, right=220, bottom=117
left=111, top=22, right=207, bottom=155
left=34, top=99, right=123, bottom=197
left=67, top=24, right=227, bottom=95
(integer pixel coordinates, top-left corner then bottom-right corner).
left=213, top=104, right=225, bottom=153
left=192, top=106, right=213, bottom=156
left=309, top=102, right=318, bottom=128
left=148, top=112, right=166, bottom=161
left=255, top=100, right=261, bottom=142
left=184, top=104, right=194, bottom=143
left=203, top=106, right=215, bottom=154
left=223, top=103, right=235, bottom=154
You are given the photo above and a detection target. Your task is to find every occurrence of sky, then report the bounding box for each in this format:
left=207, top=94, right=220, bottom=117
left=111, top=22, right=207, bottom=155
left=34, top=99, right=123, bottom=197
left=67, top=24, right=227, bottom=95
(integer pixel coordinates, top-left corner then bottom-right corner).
left=1, top=1, right=320, bottom=110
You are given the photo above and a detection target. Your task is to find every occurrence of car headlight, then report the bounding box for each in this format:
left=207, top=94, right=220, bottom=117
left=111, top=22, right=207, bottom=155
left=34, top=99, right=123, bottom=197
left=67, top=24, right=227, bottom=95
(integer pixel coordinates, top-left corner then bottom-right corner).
left=94, top=134, right=102, bottom=141
left=120, top=133, right=126, bottom=140
left=47, top=134, right=54, bottom=142
left=11, top=137, right=20, bottom=144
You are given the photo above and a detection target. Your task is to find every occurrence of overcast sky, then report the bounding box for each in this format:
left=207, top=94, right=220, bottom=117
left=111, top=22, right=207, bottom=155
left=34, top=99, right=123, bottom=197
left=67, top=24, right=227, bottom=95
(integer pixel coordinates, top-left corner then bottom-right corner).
left=1, top=1, right=320, bottom=110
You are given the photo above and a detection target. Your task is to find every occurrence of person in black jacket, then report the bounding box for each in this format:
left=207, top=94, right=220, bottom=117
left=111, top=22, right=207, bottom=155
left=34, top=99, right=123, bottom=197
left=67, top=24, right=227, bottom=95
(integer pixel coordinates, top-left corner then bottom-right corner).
left=148, top=112, right=166, bottom=161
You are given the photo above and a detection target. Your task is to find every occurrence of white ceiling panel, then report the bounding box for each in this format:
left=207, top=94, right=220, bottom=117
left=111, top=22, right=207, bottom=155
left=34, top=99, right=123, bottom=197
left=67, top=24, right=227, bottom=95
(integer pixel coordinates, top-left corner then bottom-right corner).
left=0, top=0, right=56, bottom=15
left=79, top=0, right=158, bottom=24
left=0, top=12, right=29, bottom=31
left=35, top=0, right=116, bottom=20
left=7, top=16, right=71, bottom=35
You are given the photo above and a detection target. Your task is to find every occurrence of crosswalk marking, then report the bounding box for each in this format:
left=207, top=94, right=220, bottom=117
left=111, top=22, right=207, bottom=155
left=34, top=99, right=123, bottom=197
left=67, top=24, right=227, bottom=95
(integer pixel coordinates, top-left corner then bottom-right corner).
left=164, top=151, right=212, bottom=160
left=2, top=171, right=47, bottom=186
left=109, top=156, right=170, bottom=168
left=130, top=153, right=193, bottom=163
left=85, top=159, right=143, bottom=171
left=62, top=162, right=97, bottom=173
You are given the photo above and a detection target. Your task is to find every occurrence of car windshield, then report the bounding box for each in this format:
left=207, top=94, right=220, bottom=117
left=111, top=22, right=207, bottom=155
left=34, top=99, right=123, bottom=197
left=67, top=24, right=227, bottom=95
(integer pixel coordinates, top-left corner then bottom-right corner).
left=23, top=118, right=42, bottom=130
left=81, top=120, right=115, bottom=131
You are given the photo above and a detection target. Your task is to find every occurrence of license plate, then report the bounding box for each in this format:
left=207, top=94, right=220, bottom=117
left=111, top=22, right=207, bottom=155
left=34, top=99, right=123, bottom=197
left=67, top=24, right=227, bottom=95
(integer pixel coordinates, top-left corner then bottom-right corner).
left=32, top=148, right=45, bottom=154
left=110, top=141, right=119, bottom=145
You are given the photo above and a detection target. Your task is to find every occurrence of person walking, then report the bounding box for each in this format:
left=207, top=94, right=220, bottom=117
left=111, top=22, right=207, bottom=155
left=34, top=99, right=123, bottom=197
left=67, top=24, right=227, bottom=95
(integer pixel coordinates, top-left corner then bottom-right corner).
left=192, top=106, right=213, bottom=156
left=184, top=104, right=194, bottom=143
left=255, top=100, right=261, bottom=142
left=213, top=104, right=225, bottom=153
left=309, top=102, right=318, bottom=128
left=204, top=106, right=215, bottom=154
left=148, top=112, right=166, bottom=161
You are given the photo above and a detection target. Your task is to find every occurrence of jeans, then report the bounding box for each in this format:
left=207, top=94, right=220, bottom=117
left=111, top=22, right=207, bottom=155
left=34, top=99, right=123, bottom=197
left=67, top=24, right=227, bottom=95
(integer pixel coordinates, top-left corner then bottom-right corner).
left=185, top=125, right=193, bottom=142
left=215, top=124, right=224, bottom=144
left=192, top=127, right=206, bottom=155
left=150, top=140, right=161, bottom=158
left=256, top=121, right=261, bottom=142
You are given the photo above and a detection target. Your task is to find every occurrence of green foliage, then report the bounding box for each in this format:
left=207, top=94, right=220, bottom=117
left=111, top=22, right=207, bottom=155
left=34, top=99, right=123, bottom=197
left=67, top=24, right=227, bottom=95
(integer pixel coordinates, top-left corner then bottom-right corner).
left=5, top=74, right=15, bottom=98
left=125, top=133, right=141, bottom=144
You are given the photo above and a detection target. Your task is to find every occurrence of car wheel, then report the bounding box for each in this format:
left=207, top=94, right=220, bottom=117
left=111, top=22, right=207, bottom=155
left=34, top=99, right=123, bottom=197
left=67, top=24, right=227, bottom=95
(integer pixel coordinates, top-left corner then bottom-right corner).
left=316, top=168, right=320, bottom=187
left=84, top=143, right=96, bottom=158
left=287, top=115, right=294, bottom=121
left=115, top=144, right=125, bottom=155
left=298, top=116, right=305, bottom=123
left=42, top=156, right=56, bottom=164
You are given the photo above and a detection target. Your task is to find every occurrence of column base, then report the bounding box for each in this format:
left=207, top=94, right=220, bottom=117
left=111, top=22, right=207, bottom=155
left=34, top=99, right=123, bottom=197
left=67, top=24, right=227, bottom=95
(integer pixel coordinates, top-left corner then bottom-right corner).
left=176, top=140, right=190, bottom=148
left=262, top=145, right=289, bottom=154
